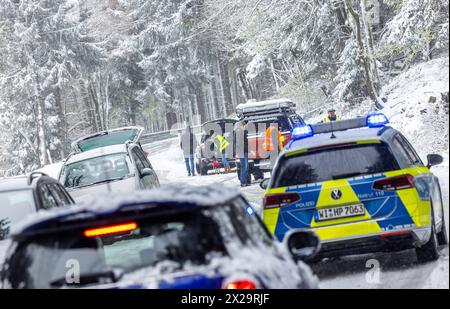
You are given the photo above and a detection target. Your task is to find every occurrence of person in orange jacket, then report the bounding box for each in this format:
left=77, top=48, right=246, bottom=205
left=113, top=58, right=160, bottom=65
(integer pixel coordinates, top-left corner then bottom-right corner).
left=264, top=124, right=284, bottom=152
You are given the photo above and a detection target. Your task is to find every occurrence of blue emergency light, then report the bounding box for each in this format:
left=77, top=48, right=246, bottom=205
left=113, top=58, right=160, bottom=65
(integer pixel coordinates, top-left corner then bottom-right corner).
left=366, top=113, right=389, bottom=128
left=291, top=125, right=314, bottom=140
left=290, top=113, right=389, bottom=141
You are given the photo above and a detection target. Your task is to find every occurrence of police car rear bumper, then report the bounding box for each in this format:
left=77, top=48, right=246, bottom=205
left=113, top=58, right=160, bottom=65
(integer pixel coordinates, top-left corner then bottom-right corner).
left=315, top=226, right=431, bottom=259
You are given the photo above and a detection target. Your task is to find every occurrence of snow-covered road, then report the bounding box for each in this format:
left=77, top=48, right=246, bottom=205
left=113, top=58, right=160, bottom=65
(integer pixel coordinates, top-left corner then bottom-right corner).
left=145, top=138, right=449, bottom=289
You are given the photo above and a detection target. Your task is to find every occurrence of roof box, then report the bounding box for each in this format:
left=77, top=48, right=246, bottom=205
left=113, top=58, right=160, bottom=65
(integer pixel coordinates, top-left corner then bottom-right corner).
left=236, top=98, right=296, bottom=118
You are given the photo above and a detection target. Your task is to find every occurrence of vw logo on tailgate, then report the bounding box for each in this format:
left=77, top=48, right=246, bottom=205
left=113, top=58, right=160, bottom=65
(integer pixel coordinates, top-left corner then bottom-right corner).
left=331, top=189, right=342, bottom=200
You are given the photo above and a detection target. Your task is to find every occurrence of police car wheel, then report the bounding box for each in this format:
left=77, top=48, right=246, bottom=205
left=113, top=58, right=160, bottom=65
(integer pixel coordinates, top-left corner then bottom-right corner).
left=415, top=203, right=439, bottom=263
left=437, top=204, right=448, bottom=246
left=434, top=184, right=448, bottom=246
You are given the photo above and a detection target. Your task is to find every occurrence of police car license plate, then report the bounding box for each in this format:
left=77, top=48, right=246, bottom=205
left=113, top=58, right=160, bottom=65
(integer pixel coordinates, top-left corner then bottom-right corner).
left=316, top=204, right=365, bottom=221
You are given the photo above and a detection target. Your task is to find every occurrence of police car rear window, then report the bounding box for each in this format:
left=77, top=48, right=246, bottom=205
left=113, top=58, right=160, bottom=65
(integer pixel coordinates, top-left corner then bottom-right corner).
left=273, top=144, right=400, bottom=188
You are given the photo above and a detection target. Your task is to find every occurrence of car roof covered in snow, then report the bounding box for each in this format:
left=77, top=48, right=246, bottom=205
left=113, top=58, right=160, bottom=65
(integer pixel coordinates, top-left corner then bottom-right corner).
left=0, top=173, right=56, bottom=192
left=11, top=185, right=242, bottom=236
left=236, top=98, right=295, bottom=110
left=286, top=125, right=396, bottom=154
left=65, top=144, right=129, bottom=165
left=0, top=176, right=31, bottom=191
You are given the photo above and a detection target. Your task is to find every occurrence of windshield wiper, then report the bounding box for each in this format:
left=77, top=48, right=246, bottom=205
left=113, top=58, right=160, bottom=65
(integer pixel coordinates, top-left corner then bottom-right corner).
left=50, top=269, right=125, bottom=288
left=332, top=172, right=365, bottom=180
left=75, top=176, right=128, bottom=189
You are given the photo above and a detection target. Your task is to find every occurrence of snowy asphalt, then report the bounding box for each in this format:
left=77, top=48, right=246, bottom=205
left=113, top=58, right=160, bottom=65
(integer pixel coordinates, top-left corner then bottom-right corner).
left=144, top=138, right=449, bottom=289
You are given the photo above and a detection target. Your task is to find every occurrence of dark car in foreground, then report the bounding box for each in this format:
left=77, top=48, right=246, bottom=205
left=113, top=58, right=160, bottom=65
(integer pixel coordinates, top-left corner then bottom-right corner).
left=0, top=186, right=319, bottom=289
left=0, top=172, right=74, bottom=240
left=0, top=172, right=75, bottom=268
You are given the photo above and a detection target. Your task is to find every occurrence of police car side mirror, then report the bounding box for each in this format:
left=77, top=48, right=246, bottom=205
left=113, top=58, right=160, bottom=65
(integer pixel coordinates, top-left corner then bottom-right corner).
left=426, top=154, right=443, bottom=168
left=260, top=178, right=270, bottom=190
left=284, top=230, right=321, bottom=262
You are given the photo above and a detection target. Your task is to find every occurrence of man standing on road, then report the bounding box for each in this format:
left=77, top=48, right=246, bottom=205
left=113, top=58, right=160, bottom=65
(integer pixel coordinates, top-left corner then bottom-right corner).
left=321, top=108, right=342, bottom=123
left=264, top=124, right=284, bottom=153
left=235, top=120, right=249, bottom=187
left=213, top=132, right=232, bottom=174
left=180, top=125, right=198, bottom=177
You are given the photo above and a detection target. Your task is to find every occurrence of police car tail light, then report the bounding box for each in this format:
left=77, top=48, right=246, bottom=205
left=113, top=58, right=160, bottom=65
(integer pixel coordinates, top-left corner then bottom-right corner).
left=291, top=125, right=314, bottom=140
left=366, top=113, right=389, bottom=128
left=83, top=222, right=138, bottom=238
left=224, top=280, right=256, bottom=289
left=264, top=193, right=300, bottom=209
left=373, top=174, right=414, bottom=191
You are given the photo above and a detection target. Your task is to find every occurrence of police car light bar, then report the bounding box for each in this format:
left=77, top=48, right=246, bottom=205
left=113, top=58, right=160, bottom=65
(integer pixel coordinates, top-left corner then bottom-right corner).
left=292, top=113, right=389, bottom=140
left=366, top=113, right=389, bottom=127
left=291, top=125, right=314, bottom=140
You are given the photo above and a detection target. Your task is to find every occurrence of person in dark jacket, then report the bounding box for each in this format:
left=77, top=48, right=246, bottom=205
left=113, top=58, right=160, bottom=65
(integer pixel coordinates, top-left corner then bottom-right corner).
left=235, top=120, right=249, bottom=187
left=180, top=126, right=198, bottom=176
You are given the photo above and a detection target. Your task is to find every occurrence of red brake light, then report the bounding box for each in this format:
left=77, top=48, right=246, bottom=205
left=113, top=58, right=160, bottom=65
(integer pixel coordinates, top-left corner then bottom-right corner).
left=373, top=174, right=415, bottom=191
left=263, top=193, right=300, bottom=209
left=380, top=230, right=411, bottom=237
left=83, top=222, right=138, bottom=238
left=224, top=280, right=256, bottom=290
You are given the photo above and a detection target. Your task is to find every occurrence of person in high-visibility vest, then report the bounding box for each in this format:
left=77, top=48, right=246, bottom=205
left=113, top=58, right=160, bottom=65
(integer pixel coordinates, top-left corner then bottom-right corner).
left=321, top=108, right=342, bottom=123
left=213, top=133, right=232, bottom=173
left=264, top=125, right=285, bottom=152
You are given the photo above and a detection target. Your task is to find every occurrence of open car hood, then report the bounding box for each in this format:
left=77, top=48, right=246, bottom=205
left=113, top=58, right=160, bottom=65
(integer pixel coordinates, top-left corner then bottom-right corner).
left=71, top=127, right=144, bottom=153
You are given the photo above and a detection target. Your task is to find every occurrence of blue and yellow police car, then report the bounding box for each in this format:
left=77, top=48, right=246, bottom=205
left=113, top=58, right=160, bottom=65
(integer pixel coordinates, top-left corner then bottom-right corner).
left=261, top=114, right=447, bottom=263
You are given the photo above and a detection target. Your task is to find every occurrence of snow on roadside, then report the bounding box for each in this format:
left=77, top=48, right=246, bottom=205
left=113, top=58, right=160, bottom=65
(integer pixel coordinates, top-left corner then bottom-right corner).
left=304, top=57, right=449, bottom=162
left=382, top=57, right=449, bottom=160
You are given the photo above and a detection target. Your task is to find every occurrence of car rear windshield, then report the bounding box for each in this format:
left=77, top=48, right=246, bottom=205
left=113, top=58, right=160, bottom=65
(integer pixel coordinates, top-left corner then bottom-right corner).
left=3, top=210, right=227, bottom=288
left=272, top=143, right=400, bottom=188
left=77, top=129, right=140, bottom=152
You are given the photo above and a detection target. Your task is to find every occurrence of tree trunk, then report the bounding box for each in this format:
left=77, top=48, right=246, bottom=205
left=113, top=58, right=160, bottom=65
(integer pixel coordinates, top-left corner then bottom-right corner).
left=218, top=53, right=234, bottom=116
left=345, top=0, right=379, bottom=104
left=104, top=74, right=110, bottom=129
left=196, top=84, right=207, bottom=123
left=80, top=80, right=97, bottom=132
left=209, top=54, right=222, bottom=118
left=334, top=0, right=352, bottom=39
left=36, top=96, right=49, bottom=166
left=361, top=0, right=380, bottom=90
left=88, top=82, right=103, bottom=130
left=270, top=57, right=281, bottom=93
left=55, top=87, right=67, bottom=159
left=237, top=68, right=255, bottom=101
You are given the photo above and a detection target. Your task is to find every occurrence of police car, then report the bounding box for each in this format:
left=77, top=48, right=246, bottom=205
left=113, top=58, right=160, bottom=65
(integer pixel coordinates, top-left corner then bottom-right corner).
left=261, top=114, right=447, bottom=263
left=1, top=186, right=319, bottom=289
